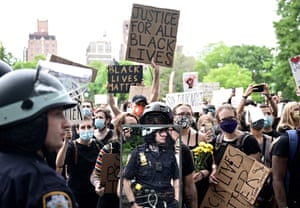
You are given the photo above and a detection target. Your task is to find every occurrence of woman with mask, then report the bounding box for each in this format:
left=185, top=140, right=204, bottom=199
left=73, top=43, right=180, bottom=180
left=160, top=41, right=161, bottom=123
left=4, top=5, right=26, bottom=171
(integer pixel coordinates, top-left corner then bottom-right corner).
left=56, top=117, right=102, bottom=208
left=173, top=104, right=199, bottom=149
left=209, top=104, right=261, bottom=184
left=94, top=107, right=114, bottom=145
left=91, top=112, right=138, bottom=208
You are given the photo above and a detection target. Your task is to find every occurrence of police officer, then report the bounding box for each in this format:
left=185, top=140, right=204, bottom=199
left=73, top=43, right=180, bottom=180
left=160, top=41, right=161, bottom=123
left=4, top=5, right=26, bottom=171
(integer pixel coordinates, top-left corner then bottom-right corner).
left=139, top=102, right=198, bottom=208
left=0, top=68, right=79, bottom=207
left=122, top=125, right=179, bottom=208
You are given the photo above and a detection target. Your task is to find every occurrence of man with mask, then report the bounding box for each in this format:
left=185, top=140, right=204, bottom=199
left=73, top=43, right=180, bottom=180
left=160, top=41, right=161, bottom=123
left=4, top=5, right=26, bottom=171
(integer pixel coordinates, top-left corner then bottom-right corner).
left=247, top=106, right=274, bottom=208
left=129, top=94, right=148, bottom=118
left=81, top=99, right=94, bottom=119
left=94, top=107, right=114, bottom=145
left=259, top=104, right=280, bottom=138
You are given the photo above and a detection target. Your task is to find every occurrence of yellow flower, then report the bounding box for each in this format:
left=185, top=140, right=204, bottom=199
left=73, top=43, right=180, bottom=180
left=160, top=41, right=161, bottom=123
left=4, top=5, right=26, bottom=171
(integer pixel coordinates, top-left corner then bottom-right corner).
left=192, top=142, right=214, bottom=172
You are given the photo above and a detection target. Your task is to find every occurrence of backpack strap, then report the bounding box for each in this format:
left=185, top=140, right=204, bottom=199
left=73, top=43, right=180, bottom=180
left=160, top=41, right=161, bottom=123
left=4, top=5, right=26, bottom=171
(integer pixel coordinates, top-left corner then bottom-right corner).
left=286, top=129, right=298, bottom=194
left=235, top=132, right=250, bottom=152
left=73, top=140, right=78, bottom=165
left=287, top=130, right=298, bottom=160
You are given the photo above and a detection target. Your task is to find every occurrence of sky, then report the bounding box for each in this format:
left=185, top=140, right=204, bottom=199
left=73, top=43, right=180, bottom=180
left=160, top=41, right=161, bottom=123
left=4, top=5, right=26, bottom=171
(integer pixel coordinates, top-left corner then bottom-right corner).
left=0, top=0, right=279, bottom=65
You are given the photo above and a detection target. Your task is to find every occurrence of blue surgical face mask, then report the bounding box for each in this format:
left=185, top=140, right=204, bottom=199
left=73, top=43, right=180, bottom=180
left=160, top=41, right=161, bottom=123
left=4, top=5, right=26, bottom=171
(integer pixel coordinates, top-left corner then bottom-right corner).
left=82, top=107, right=92, bottom=117
left=95, top=118, right=105, bottom=130
left=264, top=115, right=273, bottom=127
left=80, top=130, right=94, bottom=141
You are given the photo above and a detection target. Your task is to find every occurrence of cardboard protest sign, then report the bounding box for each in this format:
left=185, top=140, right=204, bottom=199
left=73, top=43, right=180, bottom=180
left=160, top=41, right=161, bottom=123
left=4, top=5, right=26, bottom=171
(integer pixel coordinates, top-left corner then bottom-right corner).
left=47, top=54, right=97, bottom=82
left=183, top=72, right=198, bottom=91
left=100, top=154, right=120, bottom=194
left=201, top=145, right=270, bottom=208
left=165, top=90, right=203, bottom=112
left=129, top=85, right=152, bottom=102
left=288, top=55, right=300, bottom=91
left=126, top=4, right=180, bottom=67
left=107, top=65, right=143, bottom=93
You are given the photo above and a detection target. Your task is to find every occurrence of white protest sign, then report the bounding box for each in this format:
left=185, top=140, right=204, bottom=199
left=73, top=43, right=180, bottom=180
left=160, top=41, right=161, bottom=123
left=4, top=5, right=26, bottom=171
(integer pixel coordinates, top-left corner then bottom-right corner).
left=288, top=55, right=300, bottom=91
left=182, top=72, right=198, bottom=92
left=165, top=90, right=203, bottom=112
left=211, top=87, right=244, bottom=109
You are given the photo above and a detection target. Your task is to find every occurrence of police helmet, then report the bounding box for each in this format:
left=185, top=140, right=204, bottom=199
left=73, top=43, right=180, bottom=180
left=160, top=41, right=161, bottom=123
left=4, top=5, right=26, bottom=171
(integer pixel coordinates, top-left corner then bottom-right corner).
left=0, top=69, right=77, bottom=127
left=0, top=69, right=77, bottom=152
left=0, top=60, right=12, bottom=77
left=139, top=102, right=173, bottom=124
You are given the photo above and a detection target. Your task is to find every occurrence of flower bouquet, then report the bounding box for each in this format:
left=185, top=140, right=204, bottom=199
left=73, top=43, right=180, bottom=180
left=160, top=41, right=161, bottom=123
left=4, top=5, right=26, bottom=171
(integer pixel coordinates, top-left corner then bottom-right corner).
left=192, top=142, right=214, bottom=172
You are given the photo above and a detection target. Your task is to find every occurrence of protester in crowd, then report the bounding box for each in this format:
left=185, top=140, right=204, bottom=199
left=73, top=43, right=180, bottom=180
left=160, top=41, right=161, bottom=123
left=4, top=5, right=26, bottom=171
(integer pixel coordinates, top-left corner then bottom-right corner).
left=194, top=113, right=216, bottom=206
left=56, top=117, right=101, bottom=208
left=0, top=69, right=78, bottom=207
left=90, top=112, right=138, bottom=208
left=70, top=99, right=95, bottom=141
left=237, top=83, right=276, bottom=132
left=247, top=106, right=275, bottom=208
left=276, top=101, right=300, bottom=133
left=173, top=104, right=200, bottom=149
left=138, top=102, right=198, bottom=208
left=272, top=128, right=300, bottom=207
left=94, top=107, right=114, bottom=145
left=209, top=104, right=261, bottom=184
left=259, top=103, right=280, bottom=138
left=81, top=99, right=94, bottom=119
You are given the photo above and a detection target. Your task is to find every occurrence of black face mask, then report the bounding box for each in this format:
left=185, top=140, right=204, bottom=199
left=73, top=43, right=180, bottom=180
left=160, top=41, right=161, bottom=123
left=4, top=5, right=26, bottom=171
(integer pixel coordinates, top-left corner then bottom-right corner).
left=251, top=119, right=264, bottom=130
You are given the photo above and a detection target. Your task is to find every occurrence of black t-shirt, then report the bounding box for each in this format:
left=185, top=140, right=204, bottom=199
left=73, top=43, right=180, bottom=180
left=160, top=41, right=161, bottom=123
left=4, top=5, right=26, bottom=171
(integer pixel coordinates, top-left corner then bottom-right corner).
left=213, top=133, right=261, bottom=165
left=272, top=131, right=300, bottom=201
left=66, top=140, right=100, bottom=194
left=181, top=143, right=195, bottom=177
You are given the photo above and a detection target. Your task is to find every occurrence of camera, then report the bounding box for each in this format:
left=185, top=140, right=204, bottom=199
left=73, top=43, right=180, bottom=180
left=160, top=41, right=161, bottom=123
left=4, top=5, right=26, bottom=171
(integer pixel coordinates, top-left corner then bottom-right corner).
left=253, top=84, right=264, bottom=92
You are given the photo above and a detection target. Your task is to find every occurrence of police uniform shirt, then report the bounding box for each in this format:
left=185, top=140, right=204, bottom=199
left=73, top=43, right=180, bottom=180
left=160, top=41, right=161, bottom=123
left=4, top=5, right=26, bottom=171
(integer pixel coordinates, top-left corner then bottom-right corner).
left=0, top=152, right=78, bottom=208
left=123, top=144, right=179, bottom=191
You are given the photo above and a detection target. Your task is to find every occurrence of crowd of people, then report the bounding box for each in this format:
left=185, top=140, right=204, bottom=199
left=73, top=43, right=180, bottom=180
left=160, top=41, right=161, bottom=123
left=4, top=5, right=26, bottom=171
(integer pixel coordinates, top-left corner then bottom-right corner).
left=0, top=59, right=300, bottom=208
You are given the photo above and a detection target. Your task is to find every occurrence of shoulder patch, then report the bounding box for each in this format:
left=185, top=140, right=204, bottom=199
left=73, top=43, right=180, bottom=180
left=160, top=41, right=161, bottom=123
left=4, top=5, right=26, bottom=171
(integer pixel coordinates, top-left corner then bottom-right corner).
left=43, top=191, right=72, bottom=208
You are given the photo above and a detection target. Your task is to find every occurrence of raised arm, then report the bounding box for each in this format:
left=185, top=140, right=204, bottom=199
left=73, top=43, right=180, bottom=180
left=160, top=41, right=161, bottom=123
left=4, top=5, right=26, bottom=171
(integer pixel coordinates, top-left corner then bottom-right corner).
left=107, top=92, right=122, bottom=117
left=55, top=128, right=72, bottom=175
left=149, top=58, right=160, bottom=102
